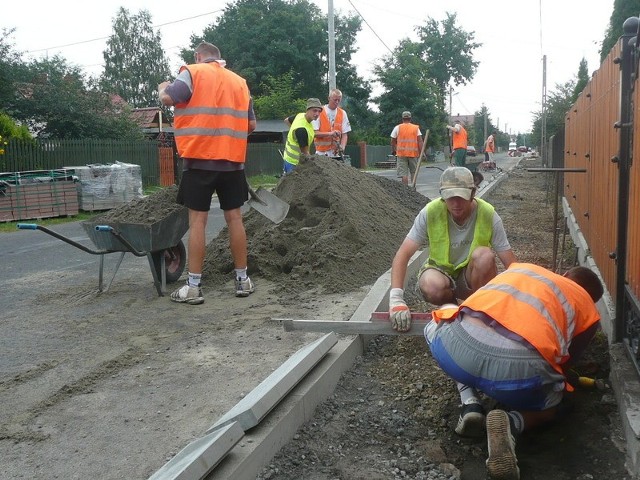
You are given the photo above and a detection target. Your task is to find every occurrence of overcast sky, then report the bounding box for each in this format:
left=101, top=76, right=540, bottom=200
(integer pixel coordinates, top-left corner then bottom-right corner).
left=4, top=0, right=615, bottom=134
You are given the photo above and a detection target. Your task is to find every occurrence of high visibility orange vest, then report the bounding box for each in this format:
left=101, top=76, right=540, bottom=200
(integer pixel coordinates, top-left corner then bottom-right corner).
left=396, top=123, right=420, bottom=157
left=485, top=135, right=495, bottom=153
left=314, top=107, right=345, bottom=152
left=432, top=263, right=601, bottom=375
left=452, top=126, right=468, bottom=150
left=173, top=62, right=250, bottom=163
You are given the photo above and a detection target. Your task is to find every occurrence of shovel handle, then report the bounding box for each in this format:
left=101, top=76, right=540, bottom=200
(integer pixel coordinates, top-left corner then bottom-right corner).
left=247, top=183, right=268, bottom=206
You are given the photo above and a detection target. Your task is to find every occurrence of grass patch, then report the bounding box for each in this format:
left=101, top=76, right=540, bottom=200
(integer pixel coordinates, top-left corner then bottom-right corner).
left=0, top=211, right=100, bottom=233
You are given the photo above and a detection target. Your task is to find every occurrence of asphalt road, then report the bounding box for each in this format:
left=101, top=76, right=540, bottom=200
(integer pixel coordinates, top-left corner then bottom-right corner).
left=1, top=152, right=519, bottom=315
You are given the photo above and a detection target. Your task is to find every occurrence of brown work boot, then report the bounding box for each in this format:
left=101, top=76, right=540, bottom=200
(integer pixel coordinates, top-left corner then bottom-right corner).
left=486, top=409, right=520, bottom=480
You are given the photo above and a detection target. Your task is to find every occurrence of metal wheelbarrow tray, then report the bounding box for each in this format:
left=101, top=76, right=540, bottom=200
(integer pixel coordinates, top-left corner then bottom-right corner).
left=18, top=207, right=189, bottom=297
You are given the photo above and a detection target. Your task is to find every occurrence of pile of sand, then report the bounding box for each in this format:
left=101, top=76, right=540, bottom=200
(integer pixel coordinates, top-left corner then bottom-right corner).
left=89, top=186, right=183, bottom=225
left=203, top=156, right=429, bottom=293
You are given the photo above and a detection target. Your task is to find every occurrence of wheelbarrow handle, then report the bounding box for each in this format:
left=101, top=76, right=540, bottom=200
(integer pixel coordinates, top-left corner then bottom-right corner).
left=17, top=223, right=38, bottom=230
left=95, top=225, right=113, bottom=232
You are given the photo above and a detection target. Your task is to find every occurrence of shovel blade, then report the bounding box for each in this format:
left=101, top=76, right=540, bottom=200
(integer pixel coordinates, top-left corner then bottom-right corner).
left=247, top=187, right=289, bottom=224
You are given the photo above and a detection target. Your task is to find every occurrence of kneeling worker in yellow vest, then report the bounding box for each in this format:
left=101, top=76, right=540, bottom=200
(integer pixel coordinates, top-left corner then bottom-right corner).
left=389, top=166, right=517, bottom=330
left=283, top=98, right=323, bottom=174
left=425, top=263, right=604, bottom=480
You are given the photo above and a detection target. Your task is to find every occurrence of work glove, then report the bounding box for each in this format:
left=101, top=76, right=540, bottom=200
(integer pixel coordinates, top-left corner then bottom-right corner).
left=300, top=153, right=313, bottom=164
left=389, top=288, right=411, bottom=332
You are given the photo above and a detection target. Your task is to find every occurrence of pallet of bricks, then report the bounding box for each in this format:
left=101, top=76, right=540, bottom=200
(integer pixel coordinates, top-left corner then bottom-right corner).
left=0, top=170, right=79, bottom=223
left=62, top=162, right=143, bottom=211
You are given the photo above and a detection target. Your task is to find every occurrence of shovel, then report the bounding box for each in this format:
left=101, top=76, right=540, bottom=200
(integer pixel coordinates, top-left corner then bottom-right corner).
left=410, top=129, right=430, bottom=190
left=247, top=182, right=289, bottom=224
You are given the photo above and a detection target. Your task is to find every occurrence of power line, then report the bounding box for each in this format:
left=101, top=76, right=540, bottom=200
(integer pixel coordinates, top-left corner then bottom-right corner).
left=347, top=0, right=394, bottom=56
left=26, top=10, right=222, bottom=54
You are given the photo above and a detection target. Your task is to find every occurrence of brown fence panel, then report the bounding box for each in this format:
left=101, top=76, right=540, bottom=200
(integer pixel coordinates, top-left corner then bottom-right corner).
left=564, top=42, right=622, bottom=297
left=630, top=71, right=640, bottom=299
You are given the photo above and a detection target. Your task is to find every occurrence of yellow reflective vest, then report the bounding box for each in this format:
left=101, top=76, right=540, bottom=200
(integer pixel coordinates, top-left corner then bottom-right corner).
left=425, top=198, right=494, bottom=276
left=283, top=113, right=315, bottom=166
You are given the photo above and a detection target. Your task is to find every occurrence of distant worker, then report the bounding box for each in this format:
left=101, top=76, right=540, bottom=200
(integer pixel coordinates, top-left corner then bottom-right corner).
left=483, top=130, right=496, bottom=168
left=389, top=166, right=517, bottom=332
left=390, top=111, right=424, bottom=186
left=158, top=41, right=256, bottom=304
left=312, top=88, right=351, bottom=157
left=282, top=98, right=323, bottom=174
left=447, top=119, right=468, bottom=167
left=424, top=263, right=604, bottom=480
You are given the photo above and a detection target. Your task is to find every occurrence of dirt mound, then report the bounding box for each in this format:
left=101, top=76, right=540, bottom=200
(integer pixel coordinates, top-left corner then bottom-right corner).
left=89, top=186, right=183, bottom=225
left=203, top=156, right=429, bottom=293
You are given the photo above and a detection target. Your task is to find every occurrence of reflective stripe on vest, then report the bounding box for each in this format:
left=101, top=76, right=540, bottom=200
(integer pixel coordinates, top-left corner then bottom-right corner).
left=174, top=63, right=250, bottom=162
left=425, top=198, right=494, bottom=276
left=396, top=123, right=420, bottom=157
left=283, top=113, right=315, bottom=166
left=452, top=263, right=600, bottom=374
left=452, top=126, right=467, bottom=150
left=315, top=107, right=344, bottom=151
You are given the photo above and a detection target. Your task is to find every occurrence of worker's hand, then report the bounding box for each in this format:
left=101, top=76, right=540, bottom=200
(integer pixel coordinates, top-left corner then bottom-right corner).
left=300, top=154, right=313, bottom=164
left=389, top=288, right=411, bottom=332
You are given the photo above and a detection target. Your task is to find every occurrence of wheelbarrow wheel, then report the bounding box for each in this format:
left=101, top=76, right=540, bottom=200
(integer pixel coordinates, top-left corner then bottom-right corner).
left=152, top=240, right=186, bottom=284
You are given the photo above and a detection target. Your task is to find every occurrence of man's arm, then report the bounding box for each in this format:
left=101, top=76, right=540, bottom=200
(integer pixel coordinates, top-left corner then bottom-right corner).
left=391, top=237, right=421, bottom=289
left=417, top=135, right=424, bottom=157
left=496, top=249, right=517, bottom=269
left=158, top=81, right=174, bottom=106
left=294, top=128, right=310, bottom=154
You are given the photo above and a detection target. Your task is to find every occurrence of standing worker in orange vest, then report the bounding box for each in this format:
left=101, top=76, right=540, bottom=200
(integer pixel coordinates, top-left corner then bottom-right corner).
left=483, top=130, right=497, bottom=168
left=312, top=88, right=351, bottom=158
left=159, top=42, right=256, bottom=304
left=425, top=263, right=604, bottom=480
left=447, top=119, right=468, bottom=167
left=390, top=111, right=424, bottom=186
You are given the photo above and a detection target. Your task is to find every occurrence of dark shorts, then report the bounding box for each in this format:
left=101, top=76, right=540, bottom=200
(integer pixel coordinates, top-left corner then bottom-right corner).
left=177, top=169, right=248, bottom=212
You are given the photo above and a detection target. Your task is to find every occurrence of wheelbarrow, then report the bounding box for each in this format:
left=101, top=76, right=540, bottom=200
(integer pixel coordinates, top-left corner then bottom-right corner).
left=17, top=207, right=189, bottom=296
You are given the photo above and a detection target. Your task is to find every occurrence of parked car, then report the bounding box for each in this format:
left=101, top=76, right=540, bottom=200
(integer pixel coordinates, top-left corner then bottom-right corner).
left=517, top=146, right=528, bottom=152
left=466, top=146, right=477, bottom=156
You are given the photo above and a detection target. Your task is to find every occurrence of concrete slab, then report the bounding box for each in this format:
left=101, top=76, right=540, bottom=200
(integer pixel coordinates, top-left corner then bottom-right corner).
left=148, top=421, right=244, bottom=480
left=206, top=333, right=338, bottom=434
left=210, top=337, right=365, bottom=479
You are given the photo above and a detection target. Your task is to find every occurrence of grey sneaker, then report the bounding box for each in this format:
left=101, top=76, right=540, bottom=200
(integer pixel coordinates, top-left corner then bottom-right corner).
left=455, top=402, right=486, bottom=437
left=486, top=409, right=520, bottom=480
left=170, top=283, right=204, bottom=305
left=235, top=276, right=255, bottom=297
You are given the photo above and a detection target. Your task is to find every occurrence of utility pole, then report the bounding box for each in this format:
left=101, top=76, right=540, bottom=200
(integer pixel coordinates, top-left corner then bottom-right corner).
left=483, top=103, right=487, bottom=144
left=328, top=0, right=336, bottom=91
left=541, top=54, right=547, bottom=166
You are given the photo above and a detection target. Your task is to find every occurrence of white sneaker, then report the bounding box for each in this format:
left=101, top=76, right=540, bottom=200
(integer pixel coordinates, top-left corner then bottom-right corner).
left=170, top=283, right=204, bottom=305
left=455, top=402, right=486, bottom=437
left=486, top=409, right=520, bottom=480
left=235, top=276, right=255, bottom=297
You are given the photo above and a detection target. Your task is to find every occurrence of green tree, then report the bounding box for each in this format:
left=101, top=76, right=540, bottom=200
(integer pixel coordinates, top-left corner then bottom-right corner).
left=530, top=79, right=576, bottom=147
left=101, top=7, right=171, bottom=108
left=253, top=71, right=306, bottom=118
left=192, top=0, right=326, bottom=98
left=373, top=39, right=445, bottom=147
left=600, top=0, right=640, bottom=62
left=572, top=57, right=589, bottom=102
left=13, top=56, right=141, bottom=139
left=415, top=12, right=481, bottom=93
left=0, top=111, right=32, bottom=141
left=183, top=0, right=373, bottom=130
